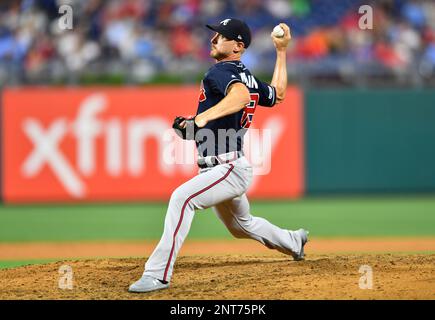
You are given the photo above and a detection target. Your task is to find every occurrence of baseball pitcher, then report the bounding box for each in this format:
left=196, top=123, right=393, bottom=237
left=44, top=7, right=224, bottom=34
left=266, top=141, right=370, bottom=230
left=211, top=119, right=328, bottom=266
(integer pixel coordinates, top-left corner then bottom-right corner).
left=129, top=18, right=308, bottom=293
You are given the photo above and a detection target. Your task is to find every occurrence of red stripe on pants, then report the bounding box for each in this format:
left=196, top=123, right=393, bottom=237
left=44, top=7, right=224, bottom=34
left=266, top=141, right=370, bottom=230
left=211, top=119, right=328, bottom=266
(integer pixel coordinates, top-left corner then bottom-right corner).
left=163, top=164, right=235, bottom=281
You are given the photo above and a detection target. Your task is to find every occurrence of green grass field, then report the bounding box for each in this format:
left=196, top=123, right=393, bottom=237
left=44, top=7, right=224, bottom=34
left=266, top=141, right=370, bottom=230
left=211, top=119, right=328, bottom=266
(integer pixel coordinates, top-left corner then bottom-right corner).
left=1, top=195, right=434, bottom=242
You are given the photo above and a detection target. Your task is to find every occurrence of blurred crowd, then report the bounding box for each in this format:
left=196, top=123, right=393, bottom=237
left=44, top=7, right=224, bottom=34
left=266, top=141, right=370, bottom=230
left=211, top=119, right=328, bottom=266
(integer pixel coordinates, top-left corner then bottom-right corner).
left=0, top=0, right=434, bottom=86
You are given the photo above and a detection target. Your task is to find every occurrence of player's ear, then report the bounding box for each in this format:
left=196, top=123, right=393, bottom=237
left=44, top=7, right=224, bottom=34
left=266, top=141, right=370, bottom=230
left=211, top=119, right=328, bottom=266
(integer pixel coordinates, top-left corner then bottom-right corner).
left=233, top=41, right=245, bottom=54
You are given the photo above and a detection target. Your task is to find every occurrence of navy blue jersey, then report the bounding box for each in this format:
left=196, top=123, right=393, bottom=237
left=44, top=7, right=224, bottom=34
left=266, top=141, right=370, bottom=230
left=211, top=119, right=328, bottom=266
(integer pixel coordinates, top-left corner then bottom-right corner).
left=196, top=60, right=276, bottom=157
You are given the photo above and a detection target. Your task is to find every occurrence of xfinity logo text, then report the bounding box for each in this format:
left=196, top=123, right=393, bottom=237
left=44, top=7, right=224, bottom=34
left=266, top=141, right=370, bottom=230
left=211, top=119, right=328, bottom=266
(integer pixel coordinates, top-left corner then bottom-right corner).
left=20, top=93, right=281, bottom=198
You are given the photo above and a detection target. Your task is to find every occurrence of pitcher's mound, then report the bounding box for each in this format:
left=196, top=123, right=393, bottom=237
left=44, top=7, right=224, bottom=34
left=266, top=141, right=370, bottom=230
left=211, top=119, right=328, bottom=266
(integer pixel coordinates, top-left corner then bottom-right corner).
left=0, top=254, right=433, bottom=299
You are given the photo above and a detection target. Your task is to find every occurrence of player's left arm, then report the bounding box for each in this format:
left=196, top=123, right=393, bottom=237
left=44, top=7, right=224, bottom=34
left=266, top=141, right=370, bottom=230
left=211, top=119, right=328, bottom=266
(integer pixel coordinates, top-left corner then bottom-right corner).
left=194, top=82, right=250, bottom=127
left=270, top=23, right=291, bottom=104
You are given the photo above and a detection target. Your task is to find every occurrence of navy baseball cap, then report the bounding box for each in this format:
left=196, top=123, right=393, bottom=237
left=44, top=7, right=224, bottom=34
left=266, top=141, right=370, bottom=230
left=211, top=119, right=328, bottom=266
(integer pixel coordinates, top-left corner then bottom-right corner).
left=206, top=18, right=252, bottom=49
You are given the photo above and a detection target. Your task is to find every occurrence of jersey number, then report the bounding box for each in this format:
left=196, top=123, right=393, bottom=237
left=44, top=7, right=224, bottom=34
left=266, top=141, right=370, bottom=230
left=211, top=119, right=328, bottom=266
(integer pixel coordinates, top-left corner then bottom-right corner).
left=241, top=93, right=259, bottom=128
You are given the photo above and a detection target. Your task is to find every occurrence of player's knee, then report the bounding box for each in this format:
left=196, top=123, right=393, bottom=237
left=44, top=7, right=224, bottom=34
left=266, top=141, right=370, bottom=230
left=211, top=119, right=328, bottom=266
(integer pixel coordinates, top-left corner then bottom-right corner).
left=169, top=188, right=188, bottom=207
left=236, top=216, right=253, bottom=230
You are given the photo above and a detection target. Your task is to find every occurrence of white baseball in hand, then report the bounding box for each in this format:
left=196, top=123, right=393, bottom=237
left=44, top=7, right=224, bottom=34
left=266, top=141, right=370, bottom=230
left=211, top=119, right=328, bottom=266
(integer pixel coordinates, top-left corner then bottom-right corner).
left=272, top=25, right=285, bottom=38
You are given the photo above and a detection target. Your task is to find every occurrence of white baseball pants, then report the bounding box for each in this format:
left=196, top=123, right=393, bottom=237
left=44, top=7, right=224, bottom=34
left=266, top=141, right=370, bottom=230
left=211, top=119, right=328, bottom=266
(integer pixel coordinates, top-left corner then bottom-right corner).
left=143, top=156, right=303, bottom=282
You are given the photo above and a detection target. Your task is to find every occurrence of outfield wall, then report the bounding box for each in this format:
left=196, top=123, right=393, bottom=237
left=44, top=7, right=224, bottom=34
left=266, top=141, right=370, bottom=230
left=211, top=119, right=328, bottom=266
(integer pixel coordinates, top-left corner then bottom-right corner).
left=1, top=87, right=434, bottom=203
left=305, top=89, right=435, bottom=193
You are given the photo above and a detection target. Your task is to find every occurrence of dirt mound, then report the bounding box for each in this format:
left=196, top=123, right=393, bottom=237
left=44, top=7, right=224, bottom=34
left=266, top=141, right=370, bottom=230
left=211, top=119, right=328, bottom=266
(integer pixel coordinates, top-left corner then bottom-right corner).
left=0, top=254, right=434, bottom=300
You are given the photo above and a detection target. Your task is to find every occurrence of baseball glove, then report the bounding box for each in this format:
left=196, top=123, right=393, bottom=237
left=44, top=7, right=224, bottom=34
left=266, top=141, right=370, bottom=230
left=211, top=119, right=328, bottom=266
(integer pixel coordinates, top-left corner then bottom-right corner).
left=172, top=115, right=198, bottom=140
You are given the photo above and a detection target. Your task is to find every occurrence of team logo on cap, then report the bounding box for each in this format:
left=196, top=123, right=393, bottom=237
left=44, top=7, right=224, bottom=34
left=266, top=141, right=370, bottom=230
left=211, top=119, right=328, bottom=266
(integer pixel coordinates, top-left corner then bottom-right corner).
left=237, top=35, right=242, bottom=40
left=220, top=19, right=231, bottom=25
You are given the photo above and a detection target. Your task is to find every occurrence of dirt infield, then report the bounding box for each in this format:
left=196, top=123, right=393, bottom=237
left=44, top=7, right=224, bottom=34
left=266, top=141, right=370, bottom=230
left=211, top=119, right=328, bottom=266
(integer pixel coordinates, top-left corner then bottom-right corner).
left=0, top=254, right=434, bottom=300
left=1, top=239, right=434, bottom=299
left=1, top=238, right=435, bottom=260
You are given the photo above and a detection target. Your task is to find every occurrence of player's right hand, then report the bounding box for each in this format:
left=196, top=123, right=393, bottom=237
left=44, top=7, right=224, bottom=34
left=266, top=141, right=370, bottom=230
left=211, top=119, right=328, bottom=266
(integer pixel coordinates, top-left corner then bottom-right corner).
left=271, top=23, right=291, bottom=51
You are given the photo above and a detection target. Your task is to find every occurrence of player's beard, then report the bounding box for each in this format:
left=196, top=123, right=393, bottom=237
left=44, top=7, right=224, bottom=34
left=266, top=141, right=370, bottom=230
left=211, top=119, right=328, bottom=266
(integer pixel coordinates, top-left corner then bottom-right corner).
left=210, top=48, right=227, bottom=61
